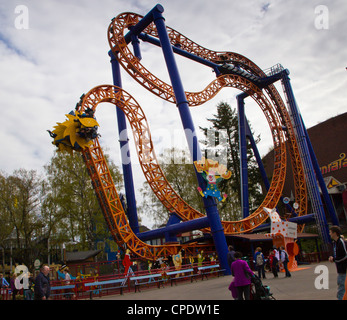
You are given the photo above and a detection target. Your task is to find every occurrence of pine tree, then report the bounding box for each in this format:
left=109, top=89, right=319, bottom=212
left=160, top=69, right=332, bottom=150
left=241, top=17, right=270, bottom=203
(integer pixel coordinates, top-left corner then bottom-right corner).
left=200, top=101, right=263, bottom=220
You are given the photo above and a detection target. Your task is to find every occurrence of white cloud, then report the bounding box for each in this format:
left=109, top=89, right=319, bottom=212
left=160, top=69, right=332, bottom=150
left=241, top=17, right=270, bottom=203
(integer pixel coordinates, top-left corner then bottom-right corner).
left=1, top=0, right=346, bottom=228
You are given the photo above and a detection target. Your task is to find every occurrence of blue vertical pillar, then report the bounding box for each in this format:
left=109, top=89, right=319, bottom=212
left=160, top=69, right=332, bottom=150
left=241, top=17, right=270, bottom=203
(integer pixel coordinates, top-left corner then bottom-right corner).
left=164, top=213, right=182, bottom=242
left=152, top=7, right=230, bottom=274
left=109, top=50, right=140, bottom=234
left=245, top=117, right=270, bottom=192
left=130, top=33, right=142, bottom=60
left=281, top=70, right=330, bottom=244
left=300, top=114, right=339, bottom=226
left=237, top=94, right=249, bottom=218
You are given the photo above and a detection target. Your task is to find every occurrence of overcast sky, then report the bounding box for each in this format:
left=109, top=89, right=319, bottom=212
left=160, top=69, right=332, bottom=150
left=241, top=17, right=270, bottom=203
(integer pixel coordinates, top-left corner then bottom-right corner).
left=1, top=0, right=346, bottom=227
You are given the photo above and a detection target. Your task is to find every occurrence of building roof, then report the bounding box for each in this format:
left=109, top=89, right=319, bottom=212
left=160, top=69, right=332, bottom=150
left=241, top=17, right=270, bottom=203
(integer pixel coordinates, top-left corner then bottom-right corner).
left=228, top=232, right=318, bottom=242
left=262, top=112, right=347, bottom=198
left=182, top=232, right=318, bottom=245
left=65, top=250, right=101, bottom=262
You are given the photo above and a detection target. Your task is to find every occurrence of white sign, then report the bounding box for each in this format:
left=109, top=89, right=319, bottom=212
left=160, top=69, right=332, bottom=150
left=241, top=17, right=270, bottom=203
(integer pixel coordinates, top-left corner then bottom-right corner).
left=270, top=220, right=297, bottom=238
left=264, top=207, right=297, bottom=239
left=286, top=222, right=298, bottom=238
left=34, top=259, right=41, bottom=270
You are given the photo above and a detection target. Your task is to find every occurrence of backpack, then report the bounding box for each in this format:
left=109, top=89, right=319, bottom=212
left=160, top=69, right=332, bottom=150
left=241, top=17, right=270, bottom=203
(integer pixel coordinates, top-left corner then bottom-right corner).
left=256, top=253, right=264, bottom=266
left=283, top=250, right=289, bottom=262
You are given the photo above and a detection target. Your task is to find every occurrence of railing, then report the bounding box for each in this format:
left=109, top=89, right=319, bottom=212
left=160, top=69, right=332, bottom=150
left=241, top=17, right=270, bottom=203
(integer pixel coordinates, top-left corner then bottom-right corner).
left=263, top=63, right=284, bottom=76
left=298, top=251, right=330, bottom=263
left=55, top=259, right=123, bottom=280
left=49, top=261, right=223, bottom=300
left=0, top=288, right=11, bottom=300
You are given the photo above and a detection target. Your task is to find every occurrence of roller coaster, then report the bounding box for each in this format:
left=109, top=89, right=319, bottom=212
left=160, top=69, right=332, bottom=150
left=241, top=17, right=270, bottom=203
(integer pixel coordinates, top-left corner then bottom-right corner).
left=50, top=5, right=338, bottom=274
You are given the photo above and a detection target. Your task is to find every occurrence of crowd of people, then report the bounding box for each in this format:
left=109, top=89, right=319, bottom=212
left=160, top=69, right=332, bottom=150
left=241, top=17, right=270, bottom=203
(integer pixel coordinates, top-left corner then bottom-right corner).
left=1, top=226, right=346, bottom=301
left=0, top=264, right=75, bottom=300
left=227, top=225, right=347, bottom=300
left=227, top=244, right=291, bottom=300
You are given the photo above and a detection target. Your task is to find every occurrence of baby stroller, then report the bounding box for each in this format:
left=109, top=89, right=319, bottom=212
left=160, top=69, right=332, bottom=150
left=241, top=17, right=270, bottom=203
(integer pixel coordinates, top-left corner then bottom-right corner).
left=251, top=275, right=275, bottom=300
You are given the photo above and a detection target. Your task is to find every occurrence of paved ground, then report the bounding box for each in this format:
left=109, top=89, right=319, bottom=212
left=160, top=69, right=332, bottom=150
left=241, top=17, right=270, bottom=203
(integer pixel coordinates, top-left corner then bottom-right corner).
left=96, top=261, right=340, bottom=301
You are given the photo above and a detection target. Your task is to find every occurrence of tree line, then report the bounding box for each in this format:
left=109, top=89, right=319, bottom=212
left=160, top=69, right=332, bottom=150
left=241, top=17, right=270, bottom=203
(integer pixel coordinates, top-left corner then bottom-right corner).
left=0, top=151, right=123, bottom=270
left=0, top=102, right=264, bottom=270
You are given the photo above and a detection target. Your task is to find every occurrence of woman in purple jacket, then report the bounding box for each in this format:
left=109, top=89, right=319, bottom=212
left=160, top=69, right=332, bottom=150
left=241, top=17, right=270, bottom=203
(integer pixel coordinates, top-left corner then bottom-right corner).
left=230, top=251, right=255, bottom=300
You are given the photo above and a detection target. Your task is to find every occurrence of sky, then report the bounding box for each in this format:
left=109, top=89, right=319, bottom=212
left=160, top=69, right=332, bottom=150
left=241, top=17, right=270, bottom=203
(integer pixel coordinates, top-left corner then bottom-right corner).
left=0, top=0, right=346, bottom=228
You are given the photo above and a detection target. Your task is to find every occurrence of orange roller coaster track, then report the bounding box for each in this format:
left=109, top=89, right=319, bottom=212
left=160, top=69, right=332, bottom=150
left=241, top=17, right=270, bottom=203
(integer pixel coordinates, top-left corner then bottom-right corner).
left=107, top=12, right=307, bottom=225
left=62, top=8, right=309, bottom=261
left=77, top=81, right=303, bottom=261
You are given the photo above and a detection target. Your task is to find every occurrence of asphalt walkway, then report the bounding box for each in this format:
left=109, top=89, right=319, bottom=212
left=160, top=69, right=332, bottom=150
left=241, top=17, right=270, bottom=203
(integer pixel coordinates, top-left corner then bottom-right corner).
left=96, top=261, right=339, bottom=301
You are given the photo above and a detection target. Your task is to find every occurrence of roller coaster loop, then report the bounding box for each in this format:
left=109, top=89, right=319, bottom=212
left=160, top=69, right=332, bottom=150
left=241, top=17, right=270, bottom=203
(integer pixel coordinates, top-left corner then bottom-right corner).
left=51, top=6, right=309, bottom=261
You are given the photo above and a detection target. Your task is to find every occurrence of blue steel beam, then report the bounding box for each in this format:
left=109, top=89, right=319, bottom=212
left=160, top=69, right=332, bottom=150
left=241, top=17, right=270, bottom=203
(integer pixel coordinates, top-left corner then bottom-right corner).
left=152, top=6, right=231, bottom=275
left=164, top=212, right=182, bottom=242
left=245, top=112, right=297, bottom=216
left=130, top=33, right=142, bottom=60
left=138, top=33, right=218, bottom=71
left=300, top=114, right=339, bottom=226
left=245, top=116, right=270, bottom=192
left=109, top=50, right=140, bottom=234
left=137, top=217, right=210, bottom=242
left=281, top=70, right=330, bottom=245
left=237, top=94, right=249, bottom=218
left=253, top=213, right=316, bottom=232
left=123, top=4, right=164, bottom=44
left=138, top=33, right=264, bottom=84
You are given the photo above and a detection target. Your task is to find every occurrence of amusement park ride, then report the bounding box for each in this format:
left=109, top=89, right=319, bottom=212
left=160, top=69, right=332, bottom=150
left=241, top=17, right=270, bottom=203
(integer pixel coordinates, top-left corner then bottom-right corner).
left=49, top=4, right=339, bottom=275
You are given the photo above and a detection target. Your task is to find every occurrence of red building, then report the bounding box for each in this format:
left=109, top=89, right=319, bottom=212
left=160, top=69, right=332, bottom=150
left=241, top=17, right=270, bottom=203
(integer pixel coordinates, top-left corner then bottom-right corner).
left=262, top=112, right=347, bottom=225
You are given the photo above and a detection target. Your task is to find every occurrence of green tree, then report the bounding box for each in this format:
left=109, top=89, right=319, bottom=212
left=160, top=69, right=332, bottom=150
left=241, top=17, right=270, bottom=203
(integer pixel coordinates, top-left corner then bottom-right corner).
left=0, top=169, right=44, bottom=268
left=43, top=150, right=123, bottom=251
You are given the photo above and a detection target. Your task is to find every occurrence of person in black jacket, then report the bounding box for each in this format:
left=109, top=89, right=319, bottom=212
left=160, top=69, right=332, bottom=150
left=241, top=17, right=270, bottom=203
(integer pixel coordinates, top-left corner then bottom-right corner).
left=34, top=265, right=51, bottom=300
left=329, top=225, right=347, bottom=300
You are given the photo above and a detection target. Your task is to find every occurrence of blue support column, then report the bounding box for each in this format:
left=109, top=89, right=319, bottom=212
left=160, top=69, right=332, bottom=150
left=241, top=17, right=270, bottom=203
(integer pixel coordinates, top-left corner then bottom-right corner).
left=245, top=117, right=270, bottom=191
left=165, top=213, right=182, bottom=242
left=237, top=94, right=249, bottom=218
left=130, top=33, right=142, bottom=60
left=281, top=70, right=330, bottom=245
left=123, top=5, right=162, bottom=44
left=109, top=50, right=140, bottom=234
left=300, top=114, right=339, bottom=226
left=152, top=7, right=231, bottom=274
left=246, top=115, right=295, bottom=215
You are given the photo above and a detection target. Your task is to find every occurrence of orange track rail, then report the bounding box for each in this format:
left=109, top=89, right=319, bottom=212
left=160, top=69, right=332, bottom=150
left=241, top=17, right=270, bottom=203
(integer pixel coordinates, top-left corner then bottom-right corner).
left=75, top=11, right=308, bottom=260
left=108, top=13, right=307, bottom=224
